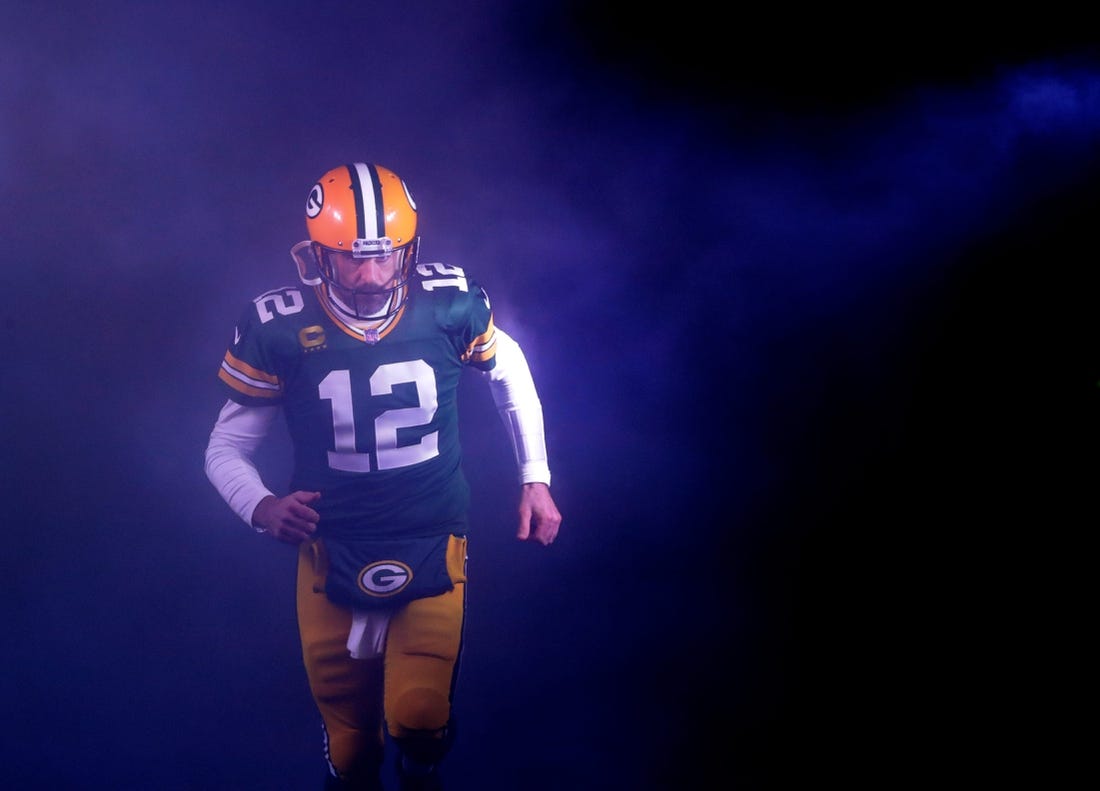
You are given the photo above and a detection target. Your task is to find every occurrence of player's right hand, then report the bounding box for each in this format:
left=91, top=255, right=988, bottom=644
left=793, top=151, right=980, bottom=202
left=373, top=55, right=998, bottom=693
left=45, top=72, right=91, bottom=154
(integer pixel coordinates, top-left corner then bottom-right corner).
left=251, top=491, right=321, bottom=545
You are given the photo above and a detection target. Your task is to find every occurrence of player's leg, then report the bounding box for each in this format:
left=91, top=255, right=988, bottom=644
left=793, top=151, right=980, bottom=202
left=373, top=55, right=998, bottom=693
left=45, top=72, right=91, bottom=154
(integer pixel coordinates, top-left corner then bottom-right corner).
left=385, top=535, right=467, bottom=790
left=298, top=543, right=386, bottom=790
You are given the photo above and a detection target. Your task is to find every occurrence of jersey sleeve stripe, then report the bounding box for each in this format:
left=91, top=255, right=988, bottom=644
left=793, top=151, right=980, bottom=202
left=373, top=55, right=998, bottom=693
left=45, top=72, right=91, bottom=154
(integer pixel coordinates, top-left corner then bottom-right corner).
left=219, top=350, right=282, bottom=399
left=223, top=350, right=280, bottom=384
left=463, top=321, right=497, bottom=364
left=218, top=367, right=281, bottom=399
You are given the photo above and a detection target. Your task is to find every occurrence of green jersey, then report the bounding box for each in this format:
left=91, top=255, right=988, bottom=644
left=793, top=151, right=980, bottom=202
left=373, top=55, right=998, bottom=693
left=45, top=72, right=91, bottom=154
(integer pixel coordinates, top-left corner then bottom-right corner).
left=217, top=263, right=497, bottom=540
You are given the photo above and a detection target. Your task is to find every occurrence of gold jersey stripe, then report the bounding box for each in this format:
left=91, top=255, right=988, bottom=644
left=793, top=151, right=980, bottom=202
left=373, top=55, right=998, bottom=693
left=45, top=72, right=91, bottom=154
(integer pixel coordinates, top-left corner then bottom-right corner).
left=218, top=367, right=280, bottom=399
left=463, top=319, right=497, bottom=363
left=223, top=349, right=279, bottom=384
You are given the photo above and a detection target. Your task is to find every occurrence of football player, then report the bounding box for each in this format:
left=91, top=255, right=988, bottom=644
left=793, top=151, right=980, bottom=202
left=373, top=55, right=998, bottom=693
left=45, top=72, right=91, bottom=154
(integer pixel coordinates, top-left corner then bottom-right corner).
left=205, top=162, right=562, bottom=790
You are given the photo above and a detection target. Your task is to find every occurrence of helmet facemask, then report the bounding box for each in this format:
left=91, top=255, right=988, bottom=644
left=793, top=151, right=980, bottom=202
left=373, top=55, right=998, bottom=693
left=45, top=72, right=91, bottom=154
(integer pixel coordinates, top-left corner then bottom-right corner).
left=292, top=236, right=419, bottom=321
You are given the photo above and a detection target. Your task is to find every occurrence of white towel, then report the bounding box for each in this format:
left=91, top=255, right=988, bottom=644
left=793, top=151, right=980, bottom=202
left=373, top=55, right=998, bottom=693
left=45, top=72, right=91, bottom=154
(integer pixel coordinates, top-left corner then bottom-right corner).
left=346, top=607, right=394, bottom=659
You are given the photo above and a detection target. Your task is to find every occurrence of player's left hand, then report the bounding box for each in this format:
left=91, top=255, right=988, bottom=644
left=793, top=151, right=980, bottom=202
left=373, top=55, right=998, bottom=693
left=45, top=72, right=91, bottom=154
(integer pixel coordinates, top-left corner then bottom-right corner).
left=516, top=482, right=562, bottom=547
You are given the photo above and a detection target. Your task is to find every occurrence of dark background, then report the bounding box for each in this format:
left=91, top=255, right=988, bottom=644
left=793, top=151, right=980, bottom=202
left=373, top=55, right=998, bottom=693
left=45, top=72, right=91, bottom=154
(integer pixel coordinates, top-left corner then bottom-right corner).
left=2, top=2, right=1096, bottom=788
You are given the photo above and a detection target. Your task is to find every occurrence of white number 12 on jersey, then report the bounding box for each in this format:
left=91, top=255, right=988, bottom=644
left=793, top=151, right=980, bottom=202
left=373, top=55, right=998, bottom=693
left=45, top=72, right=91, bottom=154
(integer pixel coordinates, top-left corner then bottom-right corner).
left=318, top=360, right=439, bottom=473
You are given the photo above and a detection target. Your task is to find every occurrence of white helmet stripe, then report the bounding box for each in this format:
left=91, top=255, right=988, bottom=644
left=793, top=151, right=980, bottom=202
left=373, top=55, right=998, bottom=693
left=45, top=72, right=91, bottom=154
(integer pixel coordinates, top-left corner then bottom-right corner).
left=351, top=162, right=383, bottom=239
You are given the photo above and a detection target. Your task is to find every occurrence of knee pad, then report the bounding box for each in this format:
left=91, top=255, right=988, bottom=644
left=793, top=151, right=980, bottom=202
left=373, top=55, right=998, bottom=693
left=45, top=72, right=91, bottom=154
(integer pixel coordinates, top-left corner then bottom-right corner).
left=390, top=686, right=451, bottom=734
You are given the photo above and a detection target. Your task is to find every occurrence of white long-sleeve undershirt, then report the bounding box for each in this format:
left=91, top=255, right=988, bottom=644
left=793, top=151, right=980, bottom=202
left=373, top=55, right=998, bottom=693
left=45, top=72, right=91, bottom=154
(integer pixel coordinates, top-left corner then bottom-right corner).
left=204, top=400, right=278, bottom=527
left=204, top=327, right=551, bottom=527
left=478, top=328, right=551, bottom=485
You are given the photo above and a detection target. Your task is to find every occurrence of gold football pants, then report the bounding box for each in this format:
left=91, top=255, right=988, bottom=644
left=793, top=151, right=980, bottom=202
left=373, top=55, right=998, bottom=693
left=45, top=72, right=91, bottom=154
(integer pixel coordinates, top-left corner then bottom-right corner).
left=296, top=535, right=466, bottom=780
